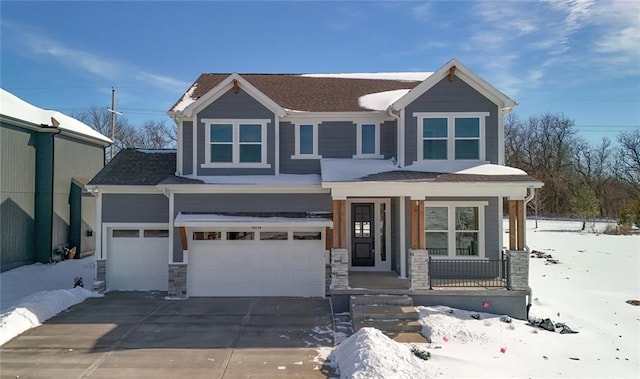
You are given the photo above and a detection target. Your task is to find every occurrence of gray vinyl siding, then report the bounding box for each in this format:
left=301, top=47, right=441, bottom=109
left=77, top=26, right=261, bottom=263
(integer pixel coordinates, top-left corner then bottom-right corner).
left=196, top=89, right=275, bottom=176
left=425, top=196, right=500, bottom=259
left=318, top=121, right=357, bottom=158
left=102, top=194, right=169, bottom=223
left=380, top=121, right=397, bottom=159
left=404, top=76, right=500, bottom=165
left=279, top=121, right=320, bottom=174
left=172, top=193, right=332, bottom=261
left=52, top=135, right=104, bottom=255
left=0, top=124, right=36, bottom=271
left=182, top=121, right=193, bottom=175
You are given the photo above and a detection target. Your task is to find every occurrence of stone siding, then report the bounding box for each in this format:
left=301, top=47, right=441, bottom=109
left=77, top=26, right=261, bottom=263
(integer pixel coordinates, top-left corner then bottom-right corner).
left=94, top=259, right=107, bottom=293
left=168, top=264, right=188, bottom=298
left=506, top=250, right=529, bottom=290
left=330, top=249, right=349, bottom=289
left=409, top=249, right=429, bottom=290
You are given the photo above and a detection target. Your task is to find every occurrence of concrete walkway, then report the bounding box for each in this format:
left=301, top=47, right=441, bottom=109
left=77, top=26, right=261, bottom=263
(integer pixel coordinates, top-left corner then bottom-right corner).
left=0, top=292, right=337, bottom=378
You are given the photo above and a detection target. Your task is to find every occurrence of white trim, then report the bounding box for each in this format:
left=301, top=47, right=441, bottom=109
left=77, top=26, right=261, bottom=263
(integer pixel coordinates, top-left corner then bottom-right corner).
left=275, top=115, right=280, bottom=175
left=346, top=198, right=392, bottom=272
left=159, top=184, right=329, bottom=194
left=95, top=192, right=103, bottom=259
left=414, top=112, right=489, bottom=162
left=201, top=119, right=271, bottom=168
left=183, top=74, right=286, bottom=117
left=353, top=122, right=383, bottom=159
left=498, top=196, right=504, bottom=251
left=193, top=118, right=198, bottom=176
left=102, top=223, right=171, bottom=261
left=177, top=220, right=332, bottom=229
left=392, top=59, right=517, bottom=110
left=291, top=122, right=322, bottom=159
left=498, top=112, right=505, bottom=165
left=85, top=186, right=165, bottom=194
left=282, top=112, right=393, bottom=123
left=424, top=201, right=487, bottom=259
left=399, top=108, right=405, bottom=167
left=176, top=120, right=183, bottom=175
left=169, top=192, right=175, bottom=264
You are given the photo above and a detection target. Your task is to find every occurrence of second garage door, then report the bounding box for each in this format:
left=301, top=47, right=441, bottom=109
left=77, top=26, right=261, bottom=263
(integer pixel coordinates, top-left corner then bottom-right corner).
left=187, top=229, right=325, bottom=297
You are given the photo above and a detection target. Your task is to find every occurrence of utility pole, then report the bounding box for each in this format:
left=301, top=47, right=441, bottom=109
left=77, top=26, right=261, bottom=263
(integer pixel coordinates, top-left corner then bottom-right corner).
left=110, top=88, right=116, bottom=160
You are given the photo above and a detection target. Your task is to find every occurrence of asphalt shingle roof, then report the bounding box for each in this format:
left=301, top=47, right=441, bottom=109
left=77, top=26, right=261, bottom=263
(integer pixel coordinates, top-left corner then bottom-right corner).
left=88, top=149, right=179, bottom=186
left=170, top=74, right=423, bottom=113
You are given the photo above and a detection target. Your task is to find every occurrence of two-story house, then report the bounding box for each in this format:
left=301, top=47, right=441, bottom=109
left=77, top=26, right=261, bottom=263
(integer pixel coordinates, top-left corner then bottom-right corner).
left=87, top=59, right=542, bottom=318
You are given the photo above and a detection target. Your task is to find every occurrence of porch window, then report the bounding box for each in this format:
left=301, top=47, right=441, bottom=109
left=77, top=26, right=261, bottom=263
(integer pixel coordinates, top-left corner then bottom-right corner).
left=202, top=119, right=270, bottom=168
left=227, top=232, right=255, bottom=240
left=354, top=123, right=382, bottom=158
left=425, top=202, right=486, bottom=258
left=292, top=123, right=321, bottom=159
left=193, top=231, right=221, bottom=240
left=414, top=112, right=488, bottom=161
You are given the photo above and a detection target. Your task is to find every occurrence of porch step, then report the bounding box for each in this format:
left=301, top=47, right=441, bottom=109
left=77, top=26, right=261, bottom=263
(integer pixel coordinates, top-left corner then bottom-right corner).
left=350, top=295, right=414, bottom=307
left=349, top=295, right=423, bottom=335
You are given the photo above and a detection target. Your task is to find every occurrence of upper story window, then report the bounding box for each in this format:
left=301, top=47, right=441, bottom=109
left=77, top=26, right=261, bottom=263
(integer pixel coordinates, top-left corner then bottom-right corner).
left=292, top=123, right=321, bottom=159
left=202, top=119, right=270, bottom=168
left=414, top=112, right=489, bottom=161
left=354, top=123, right=383, bottom=158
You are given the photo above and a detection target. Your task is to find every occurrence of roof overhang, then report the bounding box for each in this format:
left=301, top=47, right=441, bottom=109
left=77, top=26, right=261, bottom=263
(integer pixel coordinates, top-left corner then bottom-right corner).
left=174, top=212, right=333, bottom=228
left=391, top=59, right=517, bottom=112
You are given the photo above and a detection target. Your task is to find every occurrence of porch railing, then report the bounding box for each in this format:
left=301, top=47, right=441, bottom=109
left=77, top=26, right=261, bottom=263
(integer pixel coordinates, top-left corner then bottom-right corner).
left=428, top=253, right=508, bottom=289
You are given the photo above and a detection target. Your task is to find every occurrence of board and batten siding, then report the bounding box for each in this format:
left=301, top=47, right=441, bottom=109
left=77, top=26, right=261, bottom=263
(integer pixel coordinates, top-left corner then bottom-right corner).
left=0, top=124, right=36, bottom=271
left=172, top=193, right=333, bottom=262
left=196, top=89, right=275, bottom=176
left=380, top=120, right=398, bottom=159
left=278, top=121, right=320, bottom=174
left=318, top=121, right=357, bottom=158
left=102, top=194, right=169, bottom=223
left=404, top=76, right=500, bottom=165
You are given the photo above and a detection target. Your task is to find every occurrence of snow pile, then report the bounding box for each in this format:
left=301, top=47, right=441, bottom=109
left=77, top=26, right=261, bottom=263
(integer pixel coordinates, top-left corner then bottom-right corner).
left=329, top=327, right=431, bottom=379
left=0, top=288, right=101, bottom=346
left=419, top=306, right=494, bottom=344
left=0, top=256, right=101, bottom=346
left=358, top=89, right=410, bottom=111
left=171, top=82, right=198, bottom=112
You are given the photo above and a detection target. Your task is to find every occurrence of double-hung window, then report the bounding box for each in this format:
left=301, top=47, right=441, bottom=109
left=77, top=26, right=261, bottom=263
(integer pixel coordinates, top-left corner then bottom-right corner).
left=292, top=123, right=321, bottom=159
left=354, top=123, right=382, bottom=158
left=414, top=112, right=488, bottom=161
left=425, top=202, right=486, bottom=258
left=203, top=119, right=270, bottom=168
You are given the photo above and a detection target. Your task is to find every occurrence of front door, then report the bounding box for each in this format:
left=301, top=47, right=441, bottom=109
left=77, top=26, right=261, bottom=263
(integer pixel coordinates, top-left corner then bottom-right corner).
left=351, top=203, right=374, bottom=266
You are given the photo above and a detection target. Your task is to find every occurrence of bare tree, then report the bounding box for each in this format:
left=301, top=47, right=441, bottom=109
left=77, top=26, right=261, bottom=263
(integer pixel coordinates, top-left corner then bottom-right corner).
left=138, top=120, right=176, bottom=149
left=615, top=129, right=640, bottom=193
left=574, top=138, right=615, bottom=216
left=73, top=106, right=139, bottom=160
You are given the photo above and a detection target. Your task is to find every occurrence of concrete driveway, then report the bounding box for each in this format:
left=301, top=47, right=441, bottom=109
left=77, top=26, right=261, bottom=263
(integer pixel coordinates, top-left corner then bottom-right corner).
left=0, top=292, right=337, bottom=378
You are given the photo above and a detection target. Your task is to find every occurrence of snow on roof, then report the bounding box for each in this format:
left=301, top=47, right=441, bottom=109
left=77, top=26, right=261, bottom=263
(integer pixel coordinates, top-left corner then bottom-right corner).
left=301, top=72, right=432, bottom=81
left=178, top=173, right=322, bottom=185
left=0, top=89, right=112, bottom=144
left=321, top=158, right=529, bottom=182
left=171, top=82, right=198, bottom=112
left=358, top=89, right=411, bottom=111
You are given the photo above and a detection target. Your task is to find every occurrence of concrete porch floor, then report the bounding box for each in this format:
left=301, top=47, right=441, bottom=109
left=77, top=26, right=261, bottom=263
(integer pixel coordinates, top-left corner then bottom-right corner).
left=348, top=271, right=410, bottom=290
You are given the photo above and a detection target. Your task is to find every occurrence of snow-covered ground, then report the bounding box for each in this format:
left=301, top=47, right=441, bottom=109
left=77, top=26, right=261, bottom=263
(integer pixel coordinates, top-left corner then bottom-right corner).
left=2, top=220, right=639, bottom=378
left=329, top=219, right=640, bottom=378
left=0, top=256, right=101, bottom=346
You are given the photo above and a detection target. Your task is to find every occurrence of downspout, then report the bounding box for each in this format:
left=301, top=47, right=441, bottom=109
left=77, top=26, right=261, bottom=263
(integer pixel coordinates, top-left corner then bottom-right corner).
left=387, top=108, right=401, bottom=167
left=523, top=187, right=535, bottom=252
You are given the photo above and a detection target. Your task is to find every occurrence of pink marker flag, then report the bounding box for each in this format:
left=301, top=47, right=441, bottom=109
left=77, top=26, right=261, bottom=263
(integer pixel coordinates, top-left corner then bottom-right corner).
left=483, top=302, right=489, bottom=308
left=443, top=336, right=449, bottom=342
left=500, top=347, right=506, bottom=354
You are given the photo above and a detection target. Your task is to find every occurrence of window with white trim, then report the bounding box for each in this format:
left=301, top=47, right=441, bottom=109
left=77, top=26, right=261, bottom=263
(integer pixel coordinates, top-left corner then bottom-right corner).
left=292, top=123, right=321, bottom=159
left=354, top=123, right=382, bottom=158
left=414, top=112, right=488, bottom=161
left=202, top=119, right=270, bottom=168
left=425, top=202, right=486, bottom=258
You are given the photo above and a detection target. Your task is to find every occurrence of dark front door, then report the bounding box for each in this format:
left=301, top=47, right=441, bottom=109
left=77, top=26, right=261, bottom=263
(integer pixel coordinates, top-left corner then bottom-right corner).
left=352, top=203, right=375, bottom=266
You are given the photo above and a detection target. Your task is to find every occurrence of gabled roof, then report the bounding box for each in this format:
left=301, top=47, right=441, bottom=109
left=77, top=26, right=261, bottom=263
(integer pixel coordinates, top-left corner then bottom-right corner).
left=88, top=149, right=178, bottom=186
left=0, top=89, right=112, bottom=145
left=391, top=59, right=517, bottom=110
left=169, top=73, right=426, bottom=114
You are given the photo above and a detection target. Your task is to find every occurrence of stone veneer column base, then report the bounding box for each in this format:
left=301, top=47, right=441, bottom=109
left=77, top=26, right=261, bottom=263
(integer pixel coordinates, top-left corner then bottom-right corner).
left=409, top=249, right=429, bottom=290
left=506, top=250, right=529, bottom=291
left=330, top=248, right=349, bottom=290
left=168, top=264, right=188, bottom=298
left=94, top=259, right=107, bottom=293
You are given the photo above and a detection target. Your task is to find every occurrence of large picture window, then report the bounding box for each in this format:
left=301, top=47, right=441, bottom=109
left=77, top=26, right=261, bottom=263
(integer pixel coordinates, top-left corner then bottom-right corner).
left=425, top=202, right=486, bottom=258
left=414, top=112, right=488, bottom=161
left=203, top=119, right=270, bottom=168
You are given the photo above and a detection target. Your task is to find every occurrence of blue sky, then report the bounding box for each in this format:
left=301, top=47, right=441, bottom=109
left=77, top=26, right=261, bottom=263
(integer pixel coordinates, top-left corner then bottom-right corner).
left=2, top=1, right=638, bottom=145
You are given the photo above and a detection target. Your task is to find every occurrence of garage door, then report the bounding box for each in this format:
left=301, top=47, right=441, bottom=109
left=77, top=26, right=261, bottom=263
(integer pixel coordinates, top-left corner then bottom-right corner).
left=107, top=227, right=169, bottom=291
left=187, top=229, right=325, bottom=297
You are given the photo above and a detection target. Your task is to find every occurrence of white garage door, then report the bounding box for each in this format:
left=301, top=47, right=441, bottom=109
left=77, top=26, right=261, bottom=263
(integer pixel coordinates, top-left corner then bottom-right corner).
left=107, top=227, right=169, bottom=291
left=187, top=229, right=325, bottom=297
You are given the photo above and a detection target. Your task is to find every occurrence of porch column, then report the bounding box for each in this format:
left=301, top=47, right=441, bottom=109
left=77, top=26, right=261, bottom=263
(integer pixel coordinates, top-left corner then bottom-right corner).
left=331, top=199, right=348, bottom=289
left=508, top=200, right=525, bottom=250
left=410, top=200, right=425, bottom=249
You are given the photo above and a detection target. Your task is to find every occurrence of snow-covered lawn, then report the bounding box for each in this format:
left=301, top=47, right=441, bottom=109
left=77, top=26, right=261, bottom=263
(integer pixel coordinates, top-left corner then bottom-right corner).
left=0, top=256, right=101, bottom=346
left=329, top=219, right=640, bottom=378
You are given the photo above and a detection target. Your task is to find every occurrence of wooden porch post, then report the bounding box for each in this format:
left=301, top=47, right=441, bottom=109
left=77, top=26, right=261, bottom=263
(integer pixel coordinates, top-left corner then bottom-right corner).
left=508, top=200, right=517, bottom=250
left=516, top=200, right=525, bottom=250
left=332, top=200, right=346, bottom=249
left=410, top=200, right=425, bottom=249
left=418, top=200, right=425, bottom=249
left=178, top=226, right=188, bottom=251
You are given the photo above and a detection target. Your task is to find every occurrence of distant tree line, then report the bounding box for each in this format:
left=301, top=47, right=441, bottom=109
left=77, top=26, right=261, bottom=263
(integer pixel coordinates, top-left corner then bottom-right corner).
left=505, top=112, right=640, bottom=230
left=73, top=106, right=176, bottom=159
